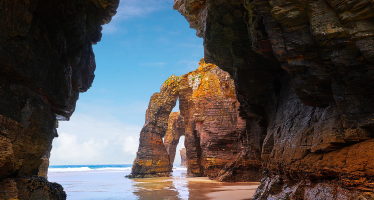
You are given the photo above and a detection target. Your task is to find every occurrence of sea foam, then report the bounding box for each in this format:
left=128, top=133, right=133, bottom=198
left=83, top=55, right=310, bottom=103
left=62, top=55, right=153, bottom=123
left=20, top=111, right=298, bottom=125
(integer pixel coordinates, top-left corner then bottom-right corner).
left=173, top=166, right=187, bottom=171
left=48, top=165, right=186, bottom=173
left=48, top=166, right=132, bottom=173
left=49, top=167, right=94, bottom=172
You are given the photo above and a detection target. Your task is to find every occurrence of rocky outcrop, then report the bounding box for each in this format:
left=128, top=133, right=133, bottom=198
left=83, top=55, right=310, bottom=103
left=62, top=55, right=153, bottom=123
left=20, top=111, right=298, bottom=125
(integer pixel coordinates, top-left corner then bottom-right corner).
left=0, top=0, right=119, bottom=198
left=130, top=59, right=262, bottom=181
left=38, top=144, right=52, bottom=179
left=128, top=75, right=180, bottom=178
left=164, top=112, right=185, bottom=168
left=180, top=148, right=187, bottom=167
left=175, top=0, right=374, bottom=198
left=0, top=177, right=66, bottom=200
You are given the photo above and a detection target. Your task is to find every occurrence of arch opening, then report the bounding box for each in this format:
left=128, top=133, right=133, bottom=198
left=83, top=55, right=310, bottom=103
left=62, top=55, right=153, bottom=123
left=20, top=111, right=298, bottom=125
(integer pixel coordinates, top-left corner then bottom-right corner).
left=173, top=136, right=186, bottom=167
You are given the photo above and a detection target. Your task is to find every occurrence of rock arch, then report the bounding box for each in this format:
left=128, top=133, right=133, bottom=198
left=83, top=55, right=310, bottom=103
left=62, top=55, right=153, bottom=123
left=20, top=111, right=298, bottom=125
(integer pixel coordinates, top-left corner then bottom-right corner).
left=164, top=112, right=185, bottom=169
left=129, top=59, right=262, bottom=181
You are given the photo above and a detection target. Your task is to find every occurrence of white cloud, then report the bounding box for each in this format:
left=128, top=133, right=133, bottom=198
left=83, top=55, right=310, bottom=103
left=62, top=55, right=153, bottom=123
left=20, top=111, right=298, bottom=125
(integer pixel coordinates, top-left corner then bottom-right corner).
left=102, top=23, right=118, bottom=34
left=51, top=133, right=109, bottom=164
left=174, top=136, right=185, bottom=164
left=102, top=0, right=171, bottom=34
left=49, top=99, right=192, bottom=165
left=50, top=104, right=143, bottom=165
left=175, top=59, right=200, bottom=72
left=140, top=62, right=167, bottom=67
left=122, top=136, right=138, bottom=155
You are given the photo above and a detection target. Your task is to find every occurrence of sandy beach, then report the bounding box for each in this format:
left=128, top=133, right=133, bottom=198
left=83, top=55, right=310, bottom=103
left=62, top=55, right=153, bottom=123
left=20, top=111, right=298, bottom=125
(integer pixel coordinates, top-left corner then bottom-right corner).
left=181, top=177, right=259, bottom=200
left=48, top=167, right=259, bottom=200
left=205, top=185, right=259, bottom=200
left=185, top=177, right=260, bottom=200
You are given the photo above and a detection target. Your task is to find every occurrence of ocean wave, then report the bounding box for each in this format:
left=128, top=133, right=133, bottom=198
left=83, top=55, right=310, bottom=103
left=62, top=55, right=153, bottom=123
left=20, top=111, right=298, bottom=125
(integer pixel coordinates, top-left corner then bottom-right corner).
left=95, top=167, right=132, bottom=171
left=173, top=167, right=187, bottom=171
left=48, top=167, right=132, bottom=173
left=48, top=166, right=186, bottom=173
left=49, top=167, right=94, bottom=172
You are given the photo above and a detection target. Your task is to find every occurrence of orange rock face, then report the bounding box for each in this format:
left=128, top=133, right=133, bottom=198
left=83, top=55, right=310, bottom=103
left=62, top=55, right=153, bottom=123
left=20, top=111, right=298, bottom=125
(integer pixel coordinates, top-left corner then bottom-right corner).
left=130, top=59, right=262, bottom=181
left=128, top=75, right=180, bottom=178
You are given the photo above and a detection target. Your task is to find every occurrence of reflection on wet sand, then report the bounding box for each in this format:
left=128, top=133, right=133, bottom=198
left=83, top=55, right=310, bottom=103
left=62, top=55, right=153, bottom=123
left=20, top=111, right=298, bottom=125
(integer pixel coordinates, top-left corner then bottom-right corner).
left=132, top=171, right=259, bottom=200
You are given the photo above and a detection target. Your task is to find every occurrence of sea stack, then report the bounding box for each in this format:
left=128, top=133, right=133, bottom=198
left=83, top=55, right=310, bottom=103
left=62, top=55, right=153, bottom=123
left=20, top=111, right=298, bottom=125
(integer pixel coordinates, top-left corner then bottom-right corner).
left=129, top=59, right=262, bottom=181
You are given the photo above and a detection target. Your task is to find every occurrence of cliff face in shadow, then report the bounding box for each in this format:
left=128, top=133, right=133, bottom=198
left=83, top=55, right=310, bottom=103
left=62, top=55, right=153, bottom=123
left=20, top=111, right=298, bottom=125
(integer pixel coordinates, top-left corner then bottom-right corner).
left=174, top=0, right=374, bottom=198
left=130, top=59, right=262, bottom=182
left=0, top=0, right=119, bottom=199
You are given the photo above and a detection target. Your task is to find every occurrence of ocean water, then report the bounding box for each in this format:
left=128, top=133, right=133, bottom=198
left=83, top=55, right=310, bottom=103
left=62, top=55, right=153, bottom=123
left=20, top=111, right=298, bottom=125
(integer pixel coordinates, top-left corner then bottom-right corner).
left=48, top=164, right=189, bottom=200
left=48, top=164, right=258, bottom=200
left=49, top=164, right=134, bottom=172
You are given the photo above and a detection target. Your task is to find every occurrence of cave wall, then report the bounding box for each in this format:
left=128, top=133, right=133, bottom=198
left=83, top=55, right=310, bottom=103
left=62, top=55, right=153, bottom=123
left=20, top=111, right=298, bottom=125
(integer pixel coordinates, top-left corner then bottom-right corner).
left=174, top=0, right=374, bottom=198
left=130, top=59, right=262, bottom=181
left=0, top=0, right=119, bottom=198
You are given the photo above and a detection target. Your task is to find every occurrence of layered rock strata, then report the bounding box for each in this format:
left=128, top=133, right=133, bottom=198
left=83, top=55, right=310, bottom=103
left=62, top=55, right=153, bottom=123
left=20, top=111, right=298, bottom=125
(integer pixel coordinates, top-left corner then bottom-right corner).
left=0, top=0, right=119, bottom=198
left=175, top=0, right=374, bottom=198
left=130, top=59, right=262, bottom=181
left=180, top=148, right=187, bottom=167
left=38, top=144, right=52, bottom=179
left=164, top=112, right=185, bottom=168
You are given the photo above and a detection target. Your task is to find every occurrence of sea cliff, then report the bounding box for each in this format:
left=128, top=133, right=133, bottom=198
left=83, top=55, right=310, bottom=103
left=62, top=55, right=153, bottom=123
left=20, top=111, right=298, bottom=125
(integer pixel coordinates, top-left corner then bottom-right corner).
left=0, top=0, right=119, bottom=199
left=174, top=0, right=374, bottom=198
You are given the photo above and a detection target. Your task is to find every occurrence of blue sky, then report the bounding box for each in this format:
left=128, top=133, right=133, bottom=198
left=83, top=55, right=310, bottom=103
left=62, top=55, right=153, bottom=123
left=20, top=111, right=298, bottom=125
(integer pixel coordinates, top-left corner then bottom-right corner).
left=50, top=0, right=202, bottom=165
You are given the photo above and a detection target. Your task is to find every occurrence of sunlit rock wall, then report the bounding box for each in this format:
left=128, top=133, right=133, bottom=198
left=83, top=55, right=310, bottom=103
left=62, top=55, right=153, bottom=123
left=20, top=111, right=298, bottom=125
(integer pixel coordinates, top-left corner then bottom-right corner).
left=175, top=0, right=374, bottom=198
left=0, top=0, right=119, bottom=198
left=130, top=59, right=262, bottom=182
left=128, top=75, right=180, bottom=178
left=181, top=60, right=261, bottom=181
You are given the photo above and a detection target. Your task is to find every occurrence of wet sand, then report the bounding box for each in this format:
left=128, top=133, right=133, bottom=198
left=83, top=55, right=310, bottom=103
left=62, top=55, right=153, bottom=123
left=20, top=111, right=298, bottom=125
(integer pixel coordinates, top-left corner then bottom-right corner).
left=181, top=177, right=259, bottom=200
left=205, top=185, right=259, bottom=200
left=49, top=169, right=259, bottom=200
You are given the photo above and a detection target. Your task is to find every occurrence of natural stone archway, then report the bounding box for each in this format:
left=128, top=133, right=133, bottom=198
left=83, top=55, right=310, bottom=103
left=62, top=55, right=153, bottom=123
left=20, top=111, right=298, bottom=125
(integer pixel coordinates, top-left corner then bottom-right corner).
left=128, top=76, right=181, bottom=178
left=164, top=112, right=185, bottom=169
left=130, top=59, right=262, bottom=181
left=0, top=0, right=119, bottom=198
left=174, top=0, right=374, bottom=198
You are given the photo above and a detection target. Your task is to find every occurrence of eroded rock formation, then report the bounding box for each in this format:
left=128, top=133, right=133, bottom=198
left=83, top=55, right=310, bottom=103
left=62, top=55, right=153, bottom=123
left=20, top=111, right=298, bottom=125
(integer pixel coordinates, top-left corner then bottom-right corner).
left=38, top=144, right=52, bottom=179
left=164, top=112, right=185, bottom=168
left=175, top=0, right=374, bottom=198
left=129, top=75, right=180, bottom=178
left=180, top=148, right=187, bottom=167
left=130, top=59, right=262, bottom=181
left=0, top=0, right=119, bottom=198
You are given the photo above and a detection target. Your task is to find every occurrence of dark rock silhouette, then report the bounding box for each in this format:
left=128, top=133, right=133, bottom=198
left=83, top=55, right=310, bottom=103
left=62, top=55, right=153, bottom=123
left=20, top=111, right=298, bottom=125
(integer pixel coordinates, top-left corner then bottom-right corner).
left=0, top=0, right=119, bottom=198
